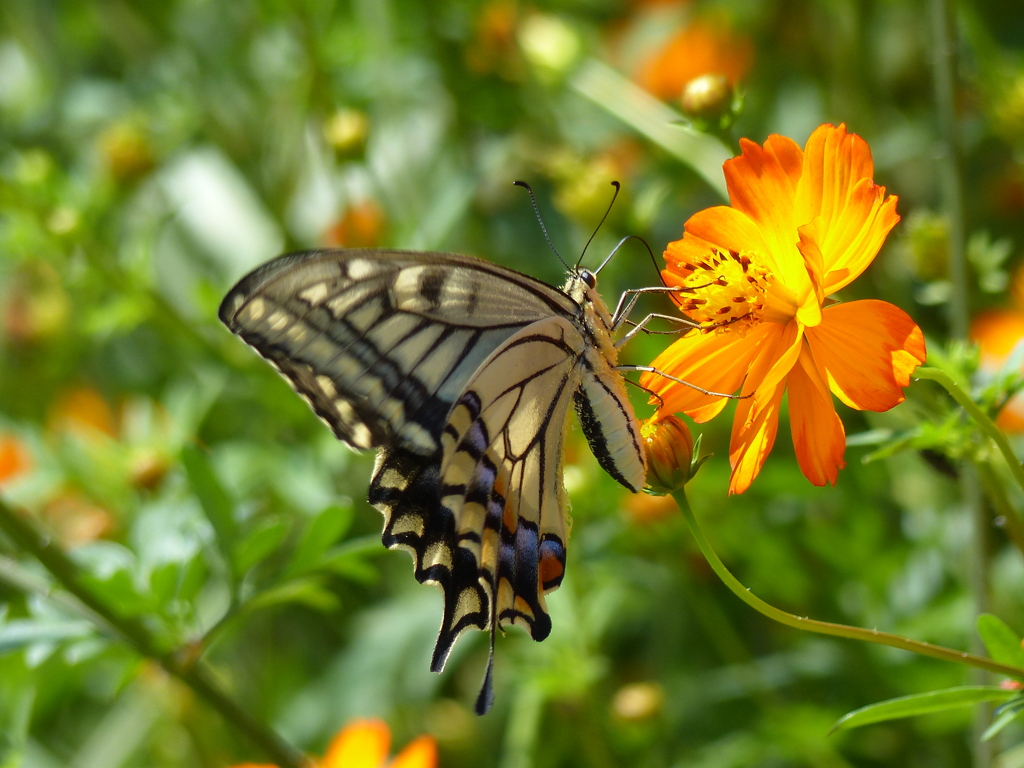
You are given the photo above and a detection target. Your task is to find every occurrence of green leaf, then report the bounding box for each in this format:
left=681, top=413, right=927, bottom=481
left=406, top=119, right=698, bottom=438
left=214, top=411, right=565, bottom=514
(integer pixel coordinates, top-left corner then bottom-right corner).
left=177, top=552, right=209, bottom=605
left=323, top=556, right=378, bottom=585
left=233, top=516, right=290, bottom=576
left=242, top=577, right=341, bottom=615
left=983, top=697, right=1024, bottom=741
left=831, top=687, right=1017, bottom=734
left=284, top=503, right=354, bottom=577
left=318, top=535, right=385, bottom=584
left=148, top=561, right=181, bottom=605
left=977, top=614, right=1024, bottom=670
left=0, top=619, right=96, bottom=655
left=181, top=444, right=237, bottom=553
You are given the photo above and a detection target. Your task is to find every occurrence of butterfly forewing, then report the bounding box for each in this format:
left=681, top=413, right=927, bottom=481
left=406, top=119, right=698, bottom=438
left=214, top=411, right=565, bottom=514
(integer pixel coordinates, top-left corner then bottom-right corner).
left=220, top=247, right=647, bottom=714
left=219, top=249, right=575, bottom=454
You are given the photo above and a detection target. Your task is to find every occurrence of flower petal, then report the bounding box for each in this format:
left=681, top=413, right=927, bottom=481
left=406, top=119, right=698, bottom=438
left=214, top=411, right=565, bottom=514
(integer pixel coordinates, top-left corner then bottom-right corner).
left=793, top=124, right=899, bottom=292
left=729, top=378, right=785, bottom=495
left=807, top=300, right=926, bottom=411
left=323, top=719, right=391, bottom=768
left=641, top=324, right=772, bottom=422
left=794, top=123, right=874, bottom=226
left=788, top=347, right=846, bottom=486
left=665, top=205, right=770, bottom=272
left=723, top=134, right=808, bottom=289
left=820, top=180, right=899, bottom=294
left=389, top=736, right=438, bottom=768
left=749, top=321, right=802, bottom=403
left=726, top=321, right=800, bottom=493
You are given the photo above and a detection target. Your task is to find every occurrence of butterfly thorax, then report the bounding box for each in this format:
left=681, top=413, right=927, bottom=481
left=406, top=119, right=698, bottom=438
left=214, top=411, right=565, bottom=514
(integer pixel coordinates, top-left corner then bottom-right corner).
left=562, top=269, right=620, bottom=367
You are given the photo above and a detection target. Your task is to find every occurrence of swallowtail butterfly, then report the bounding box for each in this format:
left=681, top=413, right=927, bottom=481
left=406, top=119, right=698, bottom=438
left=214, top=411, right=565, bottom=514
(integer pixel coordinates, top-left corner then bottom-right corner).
left=219, top=247, right=647, bottom=713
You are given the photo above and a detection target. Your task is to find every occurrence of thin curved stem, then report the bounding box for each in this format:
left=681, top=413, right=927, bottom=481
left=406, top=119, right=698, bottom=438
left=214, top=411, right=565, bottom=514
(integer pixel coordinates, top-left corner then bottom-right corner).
left=0, top=498, right=309, bottom=768
left=915, top=366, right=1024, bottom=496
left=671, top=487, right=1024, bottom=681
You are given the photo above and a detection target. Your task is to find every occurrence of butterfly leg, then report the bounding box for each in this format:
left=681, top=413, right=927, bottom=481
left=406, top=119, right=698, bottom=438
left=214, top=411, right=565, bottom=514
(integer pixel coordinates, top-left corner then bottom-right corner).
left=617, top=365, right=747, bottom=400
left=614, top=313, right=698, bottom=349
left=622, top=376, right=665, bottom=409
left=610, top=285, right=688, bottom=330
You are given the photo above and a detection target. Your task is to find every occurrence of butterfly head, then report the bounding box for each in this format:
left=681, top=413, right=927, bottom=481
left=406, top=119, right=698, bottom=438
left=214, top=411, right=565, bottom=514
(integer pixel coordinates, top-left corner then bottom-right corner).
left=562, top=266, right=599, bottom=307
left=563, top=266, right=617, bottom=345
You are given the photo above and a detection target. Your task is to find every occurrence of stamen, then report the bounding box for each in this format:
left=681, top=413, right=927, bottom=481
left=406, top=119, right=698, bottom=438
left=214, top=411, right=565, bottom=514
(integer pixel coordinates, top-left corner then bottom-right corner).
left=672, top=247, right=774, bottom=333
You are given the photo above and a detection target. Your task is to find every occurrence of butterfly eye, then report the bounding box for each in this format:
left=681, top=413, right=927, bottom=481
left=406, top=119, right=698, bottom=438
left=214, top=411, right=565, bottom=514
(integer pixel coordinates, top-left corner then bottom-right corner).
left=580, top=269, right=597, bottom=289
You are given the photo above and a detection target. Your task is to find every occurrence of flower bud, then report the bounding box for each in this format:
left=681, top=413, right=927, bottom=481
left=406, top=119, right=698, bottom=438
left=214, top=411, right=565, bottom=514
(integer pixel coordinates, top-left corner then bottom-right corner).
left=680, top=73, right=735, bottom=126
left=612, top=681, right=665, bottom=722
left=98, top=122, right=156, bottom=183
left=518, top=13, right=581, bottom=82
left=641, top=415, right=695, bottom=494
left=323, top=108, right=368, bottom=157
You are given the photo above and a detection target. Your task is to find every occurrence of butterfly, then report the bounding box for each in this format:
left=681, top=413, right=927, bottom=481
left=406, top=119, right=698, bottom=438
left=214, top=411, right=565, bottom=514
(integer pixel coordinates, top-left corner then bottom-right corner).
left=219, top=246, right=648, bottom=713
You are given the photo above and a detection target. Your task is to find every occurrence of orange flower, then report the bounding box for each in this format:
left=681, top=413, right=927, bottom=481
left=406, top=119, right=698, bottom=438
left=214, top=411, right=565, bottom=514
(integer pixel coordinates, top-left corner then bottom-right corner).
left=638, top=19, right=752, bottom=102
left=48, top=387, right=118, bottom=440
left=231, top=719, right=437, bottom=768
left=640, top=124, right=926, bottom=494
left=323, top=201, right=387, bottom=248
left=0, top=434, right=32, bottom=485
left=970, top=308, right=1024, bottom=431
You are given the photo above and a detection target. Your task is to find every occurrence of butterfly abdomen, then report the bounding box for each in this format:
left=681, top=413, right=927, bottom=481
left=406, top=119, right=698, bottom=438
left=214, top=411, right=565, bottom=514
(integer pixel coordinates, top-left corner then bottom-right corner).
left=571, top=282, right=647, bottom=494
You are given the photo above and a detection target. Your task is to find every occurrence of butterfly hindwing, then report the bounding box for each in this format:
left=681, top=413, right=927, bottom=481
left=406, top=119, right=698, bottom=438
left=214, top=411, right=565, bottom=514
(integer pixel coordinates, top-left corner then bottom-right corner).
left=369, top=444, right=491, bottom=668
left=441, top=317, right=581, bottom=635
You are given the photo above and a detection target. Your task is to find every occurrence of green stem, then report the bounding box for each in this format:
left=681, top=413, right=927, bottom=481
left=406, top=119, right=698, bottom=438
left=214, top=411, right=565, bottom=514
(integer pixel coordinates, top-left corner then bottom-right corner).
left=915, top=367, right=1024, bottom=496
left=974, top=460, right=1024, bottom=559
left=932, top=0, right=969, bottom=340
left=671, top=487, right=1024, bottom=681
left=930, top=0, right=992, bottom=757
left=0, top=499, right=308, bottom=768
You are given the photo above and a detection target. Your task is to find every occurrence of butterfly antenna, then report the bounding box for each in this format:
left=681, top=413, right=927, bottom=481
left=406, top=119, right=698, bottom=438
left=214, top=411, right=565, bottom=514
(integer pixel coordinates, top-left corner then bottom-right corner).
left=595, top=233, right=659, bottom=277
left=576, top=180, right=621, bottom=269
left=644, top=236, right=670, bottom=288
left=513, top=180, right=570, bottom=271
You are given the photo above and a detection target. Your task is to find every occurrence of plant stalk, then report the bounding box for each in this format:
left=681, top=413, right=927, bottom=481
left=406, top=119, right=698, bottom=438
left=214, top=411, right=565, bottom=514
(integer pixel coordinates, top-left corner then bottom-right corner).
left=671, top=487, right=1024, bottom=681
left=0, top=498, right=308, bottom=768
left=914, top=367, right=1024, bottom=496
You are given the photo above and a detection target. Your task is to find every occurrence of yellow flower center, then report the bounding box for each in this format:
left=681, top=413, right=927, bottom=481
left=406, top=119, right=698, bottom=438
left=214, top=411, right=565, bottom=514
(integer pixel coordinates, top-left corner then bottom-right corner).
left=673, top=248, right=775, bottom=332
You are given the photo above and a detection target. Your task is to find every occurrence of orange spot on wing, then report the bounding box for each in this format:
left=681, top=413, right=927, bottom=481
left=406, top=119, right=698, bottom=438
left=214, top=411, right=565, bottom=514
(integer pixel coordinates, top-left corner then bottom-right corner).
left=539, top=548, right=565, bottom=588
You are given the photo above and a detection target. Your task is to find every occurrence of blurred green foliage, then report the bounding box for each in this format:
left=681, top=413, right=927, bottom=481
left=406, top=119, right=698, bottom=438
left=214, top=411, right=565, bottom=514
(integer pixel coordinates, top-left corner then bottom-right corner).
left=3, top=0, right=1024, bottom=766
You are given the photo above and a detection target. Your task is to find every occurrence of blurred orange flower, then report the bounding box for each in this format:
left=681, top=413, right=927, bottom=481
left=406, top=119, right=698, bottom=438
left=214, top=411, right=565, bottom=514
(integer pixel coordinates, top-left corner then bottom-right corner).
left=231, top=719, right=437, bottom=768
left=42, top=492, right=114, bottom=546
left=970, top=308, right=1024, bottom=431
left=465, top=0, right=521, bottom=76
left=48, top=387, right=118, bottom=440
left=625, top=491, right=677, bottom=524
left=641, top=124, right=926, bottom=494
left=638, top=19, right=752, bottom=102
left=323, top=201, right=387, bottom=248
left=0, top=434, right=32, bottom=485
